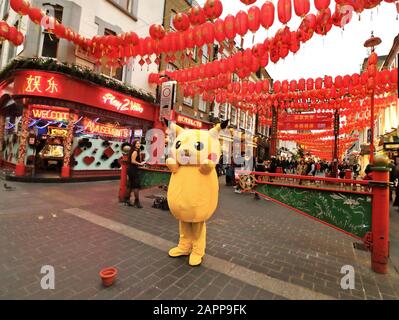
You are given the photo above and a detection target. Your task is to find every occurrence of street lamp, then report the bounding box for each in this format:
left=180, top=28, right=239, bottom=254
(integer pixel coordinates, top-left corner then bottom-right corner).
left=364, top=32, right=382, bottom=164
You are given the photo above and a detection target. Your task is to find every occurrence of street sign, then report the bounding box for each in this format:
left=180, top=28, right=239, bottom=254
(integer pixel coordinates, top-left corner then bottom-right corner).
left=160, top=81, right=176, bottom=121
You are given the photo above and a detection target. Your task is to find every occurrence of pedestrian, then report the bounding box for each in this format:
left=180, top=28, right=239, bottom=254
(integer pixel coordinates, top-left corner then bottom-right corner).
left=125, top=140, right=146, bottom=208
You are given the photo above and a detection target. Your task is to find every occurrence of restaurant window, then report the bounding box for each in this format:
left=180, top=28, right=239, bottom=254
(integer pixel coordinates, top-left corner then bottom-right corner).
left=231, top=107, right=237, bottom=125
left=41, top=4, right=63, bottom=58
left=247, top=115, right=253, bottom=131
left=201, top=45, right=209, bottom=64
left=219, top=104, right=226, bottom=121
left=100, top=29, right=124, bottom=81
left=240, top=111, right=246, bottom=129
left=198, top=95, right=207, bottom=113
left=1, top=0, right=10, bottom=19
left=170, top=10, right=176, bottom=31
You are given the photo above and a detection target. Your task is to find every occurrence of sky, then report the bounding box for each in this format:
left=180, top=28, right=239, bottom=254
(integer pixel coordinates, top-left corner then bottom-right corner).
left=196, top=0, right=399, bottom=81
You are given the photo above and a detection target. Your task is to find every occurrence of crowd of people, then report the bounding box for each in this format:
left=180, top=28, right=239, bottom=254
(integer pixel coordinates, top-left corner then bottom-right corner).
left=220, top=154, right=399, bottom=209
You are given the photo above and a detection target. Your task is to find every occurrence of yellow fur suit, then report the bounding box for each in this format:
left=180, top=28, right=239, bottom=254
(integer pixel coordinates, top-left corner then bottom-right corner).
left=166, top=120, right=228, bottom=266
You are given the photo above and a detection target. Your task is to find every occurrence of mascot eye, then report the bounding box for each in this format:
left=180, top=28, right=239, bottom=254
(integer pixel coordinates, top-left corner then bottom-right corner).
left=194, top=142, right=204, bottom=151
left=176, top=141, right=182, bottom=149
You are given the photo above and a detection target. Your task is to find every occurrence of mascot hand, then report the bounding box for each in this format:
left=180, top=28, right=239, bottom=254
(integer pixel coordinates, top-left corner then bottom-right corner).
left=166, top=158, right=180, bottom=173
left=199, top=159, right=216, bottom=175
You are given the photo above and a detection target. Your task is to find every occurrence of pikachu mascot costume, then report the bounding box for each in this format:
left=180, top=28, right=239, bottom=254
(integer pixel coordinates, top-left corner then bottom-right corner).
left=166, top=120, right=229, bottom=266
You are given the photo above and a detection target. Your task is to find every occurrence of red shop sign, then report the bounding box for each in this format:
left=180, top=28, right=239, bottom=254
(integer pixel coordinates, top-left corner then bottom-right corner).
left=13, top=70, right=155, bottom=122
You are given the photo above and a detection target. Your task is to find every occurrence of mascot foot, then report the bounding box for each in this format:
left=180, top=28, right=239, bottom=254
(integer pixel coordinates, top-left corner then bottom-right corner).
left=189, top=254, right=203, bottom=267
left=169, top=247, right=191, bottom=258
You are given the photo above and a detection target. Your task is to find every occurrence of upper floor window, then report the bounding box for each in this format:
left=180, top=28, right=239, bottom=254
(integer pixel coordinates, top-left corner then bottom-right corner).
left=201, top=45, right=209, bottom=64
left=198, top=95, right=207, bottom=113
left=1, top=0, right=10, bottom=19
left=100, top=28, right=124, bottom=81
left=231, top=107, right=237, bottom=125
left=240, top=111, right=246, bottom=129
left=219, top=104, right=226, bottom=121
left=41, top=4, right=63, bottom=59
left=170, top=10, right=176, bottom=31
left=111, top=0, right=129, bottom=10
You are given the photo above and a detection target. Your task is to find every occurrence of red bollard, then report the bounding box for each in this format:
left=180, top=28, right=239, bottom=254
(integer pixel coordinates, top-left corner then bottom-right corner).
left=370, top=156, right=391, bottom=274
left=118, top=155, right=129, bottom=203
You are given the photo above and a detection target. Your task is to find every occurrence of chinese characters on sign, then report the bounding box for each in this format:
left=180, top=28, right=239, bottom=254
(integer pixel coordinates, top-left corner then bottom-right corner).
left=25, top=75, right=59, bottom=94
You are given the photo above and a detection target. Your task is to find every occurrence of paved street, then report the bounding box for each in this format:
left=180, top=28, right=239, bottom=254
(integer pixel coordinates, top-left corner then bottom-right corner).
left=0, top=178, right=398, bottom=300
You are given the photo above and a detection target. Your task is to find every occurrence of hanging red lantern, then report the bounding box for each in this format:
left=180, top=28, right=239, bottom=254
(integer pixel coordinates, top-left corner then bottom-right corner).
left=214, top=19, right=225, bottom=43
left=298, top=78, right=306, bottom=90
left=259, top=53, right=269, bottom=67
left=235, top=11, right=249, bottom=37
left=368, top=52, right=378, bottom=65
left=260, top=1, right=275, bottom=29
left=202, top=21, right=215, bottom=44
left=315, top=8, right=332, bottom=35
left=14, top=31, right=25, bottom=46
left=306, top=78, right=314, bottom=91
left=28, top=7, right=44, bottom=24
left=364, top=0, right=382, bottom=9
left=189, top=6, right=206, bottom=26
left=278, top=0, right=292, bottom=25
left=315, top=0, right=331, bottom=11
left=10, top=0, right=30, bottom=16
left=149, top=24, right=165, bottom=41
left=248, top=6, right=261, bottom=33
left=299, top=13, right=317, bottom=33
left=224, top=14, right=236, bottom=39
left=294, top=0, right=310, bottom=18
left=252, top=43, right=266, bottom=58
left=240, top=0, right=257, bottom=5
left=173, top=13, right=190, bottom=32
left=204, top=0, right=223, bottom=20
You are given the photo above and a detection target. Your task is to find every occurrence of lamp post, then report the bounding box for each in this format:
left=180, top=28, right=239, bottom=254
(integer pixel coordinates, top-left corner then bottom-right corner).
left=364, top=32, right=382, bottom=164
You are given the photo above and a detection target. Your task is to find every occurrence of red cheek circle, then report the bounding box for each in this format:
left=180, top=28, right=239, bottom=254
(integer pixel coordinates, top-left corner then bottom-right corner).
left=208, top=153, right=218, bottom=162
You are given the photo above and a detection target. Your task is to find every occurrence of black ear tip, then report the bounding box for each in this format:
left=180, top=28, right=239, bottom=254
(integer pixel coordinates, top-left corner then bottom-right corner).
left=221, top=120, right=229, bottom=130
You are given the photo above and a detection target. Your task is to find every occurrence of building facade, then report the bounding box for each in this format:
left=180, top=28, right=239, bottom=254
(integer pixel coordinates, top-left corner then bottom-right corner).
left=0, top=0, right=165, bottom=179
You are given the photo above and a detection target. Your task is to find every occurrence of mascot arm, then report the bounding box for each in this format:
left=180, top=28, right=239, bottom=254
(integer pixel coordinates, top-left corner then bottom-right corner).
left=166, top=158, right=180, bottom=173
left=199, top=159, right=216, bottom=175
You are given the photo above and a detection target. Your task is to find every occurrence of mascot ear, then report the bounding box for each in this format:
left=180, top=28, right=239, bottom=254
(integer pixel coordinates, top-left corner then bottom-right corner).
left=165, top=119, right=184, bottom=137
left=210, top=120, right=229, bottom=139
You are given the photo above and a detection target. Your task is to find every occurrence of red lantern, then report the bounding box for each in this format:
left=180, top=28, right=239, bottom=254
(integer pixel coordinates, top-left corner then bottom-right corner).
left=299, top=14, right=317, bottom=33
left=252, top=43, right=266, bottom=58
left=214, top=19, right=225, bottom=43
left=260, top=1, right=275, bottom=29
left=278, top=0, right=292, bottom=25
left=294, top=0, right=310, bottom=18
left=240, top=0, right=257, bottom=4
left=248, top=6, right=261, bottom=33
left=149, top=24, right=165, bottom=40
left=28, top=7, right=44, bottom=24
left=204, top=0, right=223, bottom=20
left=10, top=0, right=30, bottom=16
left=235, top=11, right=249, bottom=37
left=14, top=31, right=25, bottom=46
left=202, top=21, right=215, bottom=44
left=189, top=6, right=206, bottom=26
left=315, top=8, right=332, bottom=35
left=368, top=52, right=378, bottom=65
left=173, top=13, right=190, bottom=32
left=224, top=14, right=236, bottom=40
left=315, top=0, right=331, bottom=11
left=364, top=0, right=382, bottom=9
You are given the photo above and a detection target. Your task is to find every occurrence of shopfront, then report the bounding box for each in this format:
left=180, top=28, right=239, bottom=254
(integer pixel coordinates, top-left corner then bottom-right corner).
left=0, top=69, right=158, bottom=179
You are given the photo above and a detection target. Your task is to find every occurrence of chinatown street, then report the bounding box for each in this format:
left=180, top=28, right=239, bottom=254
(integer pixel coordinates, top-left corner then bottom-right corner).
left=0, top=178, right=398, bottom=301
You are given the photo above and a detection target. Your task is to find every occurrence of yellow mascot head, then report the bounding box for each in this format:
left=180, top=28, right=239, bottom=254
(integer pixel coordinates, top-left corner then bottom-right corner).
left=166, top=120, right=229, bottom=167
